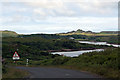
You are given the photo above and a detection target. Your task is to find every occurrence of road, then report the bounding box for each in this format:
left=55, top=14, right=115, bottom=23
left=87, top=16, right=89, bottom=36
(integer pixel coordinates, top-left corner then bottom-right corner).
left=16, top=66, right=102, bottom=78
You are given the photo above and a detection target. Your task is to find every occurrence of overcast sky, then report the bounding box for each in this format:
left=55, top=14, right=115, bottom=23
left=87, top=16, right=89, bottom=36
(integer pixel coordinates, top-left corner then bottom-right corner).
left=0, top=0, right=119, bottom=34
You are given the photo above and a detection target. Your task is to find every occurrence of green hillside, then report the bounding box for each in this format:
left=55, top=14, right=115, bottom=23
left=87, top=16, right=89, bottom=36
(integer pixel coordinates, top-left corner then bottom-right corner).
left=0, top=30, right=18, bottom=37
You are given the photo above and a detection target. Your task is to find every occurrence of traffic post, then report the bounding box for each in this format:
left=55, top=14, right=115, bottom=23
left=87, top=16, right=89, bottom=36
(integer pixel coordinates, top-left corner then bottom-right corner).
left=26, top=59, right=29, bottom=67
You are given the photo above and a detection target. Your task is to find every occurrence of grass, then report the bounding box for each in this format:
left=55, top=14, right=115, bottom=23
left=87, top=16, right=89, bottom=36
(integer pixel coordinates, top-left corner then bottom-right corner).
left=1, top=31, right=18, bottom=37
left=2, top=67, right=29, bottom=78
left=75, top=39, right=88, bottom=41
left=59, top=32, right=118, bottom=36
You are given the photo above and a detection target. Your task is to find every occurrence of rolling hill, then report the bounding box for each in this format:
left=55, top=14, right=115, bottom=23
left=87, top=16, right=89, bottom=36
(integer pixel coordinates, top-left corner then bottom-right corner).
left=0, top=30, right=18, bottom=37
left=58, top=29, right=118, bottom=36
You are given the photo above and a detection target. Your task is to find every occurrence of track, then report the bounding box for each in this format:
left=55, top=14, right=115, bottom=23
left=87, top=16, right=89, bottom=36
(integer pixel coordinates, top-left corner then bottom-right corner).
left=16, top=66, right=102, bottom=78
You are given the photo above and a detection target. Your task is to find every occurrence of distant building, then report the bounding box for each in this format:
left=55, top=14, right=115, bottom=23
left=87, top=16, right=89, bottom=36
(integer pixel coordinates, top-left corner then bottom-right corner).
left=69, top=37, right=74, bottom=40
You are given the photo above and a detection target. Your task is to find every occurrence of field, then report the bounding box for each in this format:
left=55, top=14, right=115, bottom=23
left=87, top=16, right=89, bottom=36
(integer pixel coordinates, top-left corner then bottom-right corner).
left=59, top=32, right=118, bottom=36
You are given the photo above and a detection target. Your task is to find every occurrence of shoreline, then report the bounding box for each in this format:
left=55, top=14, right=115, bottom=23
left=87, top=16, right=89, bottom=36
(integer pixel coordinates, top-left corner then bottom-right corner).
left=77, top=40, right=120, bottom=45
left=48, top=48, right=105, bottom=53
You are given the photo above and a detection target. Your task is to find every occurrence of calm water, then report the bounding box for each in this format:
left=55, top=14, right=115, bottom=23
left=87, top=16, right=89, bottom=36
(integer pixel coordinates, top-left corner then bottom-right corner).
left=52, top=41, right=119, bottom=57
left=78, top=41, right=120, bottom=47
left=52, top=49, right=104, bottom=57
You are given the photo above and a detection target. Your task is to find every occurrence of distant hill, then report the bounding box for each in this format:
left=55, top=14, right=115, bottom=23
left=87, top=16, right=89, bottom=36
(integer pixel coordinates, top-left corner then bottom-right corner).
left=58, top=29, right=118, bottom=36
left=100, top=31, right=119, bottom=34
left=0, top=30, right=18, bottom=37
left=0, top=29, right=118, bottom=37
left=66, top=29, right=95, bottom=34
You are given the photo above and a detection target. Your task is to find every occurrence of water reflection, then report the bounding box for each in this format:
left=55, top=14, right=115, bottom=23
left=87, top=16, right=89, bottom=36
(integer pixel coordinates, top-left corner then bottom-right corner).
left=52, top=49, right=104, bottom=57
left=78, top=41, right=120, bottom=47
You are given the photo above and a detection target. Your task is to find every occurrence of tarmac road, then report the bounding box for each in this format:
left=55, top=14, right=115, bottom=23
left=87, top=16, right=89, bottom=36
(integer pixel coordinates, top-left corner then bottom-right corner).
left=16, top=66, right=102, bottom=78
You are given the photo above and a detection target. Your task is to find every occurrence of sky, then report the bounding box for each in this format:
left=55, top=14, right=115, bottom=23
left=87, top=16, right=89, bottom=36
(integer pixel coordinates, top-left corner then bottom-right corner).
left=0, top=0, right=119, bottom=34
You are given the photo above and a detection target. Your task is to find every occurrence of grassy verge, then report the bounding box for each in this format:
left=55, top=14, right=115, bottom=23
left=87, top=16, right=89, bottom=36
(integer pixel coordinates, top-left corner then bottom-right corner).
left=2, top=67, right=29, bottom=78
